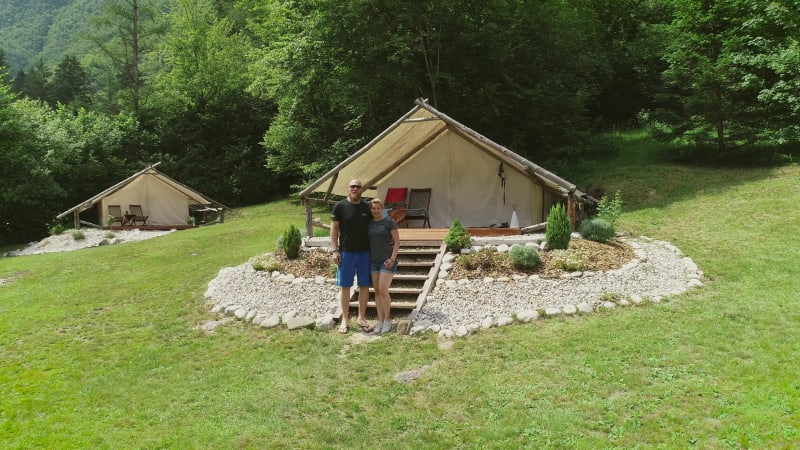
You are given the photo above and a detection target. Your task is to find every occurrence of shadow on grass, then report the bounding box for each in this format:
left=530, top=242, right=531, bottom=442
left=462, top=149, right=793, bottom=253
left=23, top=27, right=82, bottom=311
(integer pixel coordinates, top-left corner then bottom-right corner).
left=566, top=131, right=788, bottom=212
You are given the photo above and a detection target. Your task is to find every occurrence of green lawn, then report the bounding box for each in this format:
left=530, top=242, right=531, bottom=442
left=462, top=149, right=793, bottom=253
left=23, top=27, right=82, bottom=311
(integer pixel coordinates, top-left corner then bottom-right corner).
left=2, top=134, right=799, bottom=448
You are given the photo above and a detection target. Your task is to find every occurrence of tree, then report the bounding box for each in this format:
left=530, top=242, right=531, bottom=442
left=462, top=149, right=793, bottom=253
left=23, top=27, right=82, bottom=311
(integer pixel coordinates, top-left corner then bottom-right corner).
left=651, top=0, right=793, bottom=156
left=586, top=0, right=673, bottom=128
left=22, top=59, right=53, bottom=104
left=0, top=71, right=142, bottom=244
left=88, top=0, right=166, bottom=117
left=0, top=81, right=65, bottom=242
left=11, top=68, right=26, bottom=94
left=246, top=0, right=611, bottom=185
left=0, top=49, right=10, bottom=85
left=150, top=0, right=284, bottom=205
left=51, top=55, right=93, bottom=109
left=733, top=1, right=800, bottom=145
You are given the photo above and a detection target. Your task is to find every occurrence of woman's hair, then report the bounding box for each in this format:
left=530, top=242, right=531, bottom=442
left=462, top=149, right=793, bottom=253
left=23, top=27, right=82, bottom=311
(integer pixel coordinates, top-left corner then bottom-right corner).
left=370, top=198, right=384, bottom=209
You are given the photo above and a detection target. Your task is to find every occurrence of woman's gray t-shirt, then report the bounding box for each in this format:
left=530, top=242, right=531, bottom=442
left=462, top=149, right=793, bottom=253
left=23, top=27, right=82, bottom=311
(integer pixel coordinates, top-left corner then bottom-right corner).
left=367, top=217, right=397, bottom=263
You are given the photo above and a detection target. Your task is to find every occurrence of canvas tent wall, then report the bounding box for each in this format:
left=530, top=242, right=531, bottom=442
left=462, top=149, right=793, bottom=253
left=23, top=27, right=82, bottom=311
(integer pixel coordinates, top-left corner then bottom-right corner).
left=298, top=99, right=593, bottom=236
left=58, top=164, right=228, bottom=229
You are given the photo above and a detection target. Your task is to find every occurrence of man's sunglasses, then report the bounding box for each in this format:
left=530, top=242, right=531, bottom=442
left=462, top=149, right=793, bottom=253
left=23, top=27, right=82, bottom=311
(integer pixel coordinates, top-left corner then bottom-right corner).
left=349, top=185, right=362, bottom=189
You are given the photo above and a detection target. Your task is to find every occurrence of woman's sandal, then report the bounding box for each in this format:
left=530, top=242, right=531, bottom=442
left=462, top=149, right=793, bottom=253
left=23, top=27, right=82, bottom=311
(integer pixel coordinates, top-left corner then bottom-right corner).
left=358, top=322, right=374, bottom=333
left=338, top=323, right=348, bottom=334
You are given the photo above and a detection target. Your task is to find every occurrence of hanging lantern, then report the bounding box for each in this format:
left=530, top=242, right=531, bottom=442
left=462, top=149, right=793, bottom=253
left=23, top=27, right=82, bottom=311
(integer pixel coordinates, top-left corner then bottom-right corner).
left=498, top=163, right=506, bottom=204
left=510, top=203, right=520, bottom=228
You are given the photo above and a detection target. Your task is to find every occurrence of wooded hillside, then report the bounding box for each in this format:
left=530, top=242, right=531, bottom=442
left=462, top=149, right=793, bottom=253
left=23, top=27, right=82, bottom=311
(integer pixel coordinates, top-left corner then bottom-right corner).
left=0, top=0, right=798, bottom=244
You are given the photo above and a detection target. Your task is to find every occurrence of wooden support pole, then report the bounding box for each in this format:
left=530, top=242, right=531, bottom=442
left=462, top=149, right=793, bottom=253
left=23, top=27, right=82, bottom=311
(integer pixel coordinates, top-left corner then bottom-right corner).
left=567, top=195, right=577, bottom=231
left=304, top=198, right=314, bottom=238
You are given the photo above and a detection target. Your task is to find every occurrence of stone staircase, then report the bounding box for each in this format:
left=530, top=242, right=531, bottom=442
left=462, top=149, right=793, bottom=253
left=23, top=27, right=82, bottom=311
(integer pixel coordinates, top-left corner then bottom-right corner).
left=349, top=238, right=446, bottom=319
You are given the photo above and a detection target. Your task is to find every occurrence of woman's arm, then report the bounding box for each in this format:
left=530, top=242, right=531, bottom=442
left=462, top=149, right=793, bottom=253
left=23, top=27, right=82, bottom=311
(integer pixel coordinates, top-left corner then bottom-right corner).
left=390, top=228, right=400, bottom=261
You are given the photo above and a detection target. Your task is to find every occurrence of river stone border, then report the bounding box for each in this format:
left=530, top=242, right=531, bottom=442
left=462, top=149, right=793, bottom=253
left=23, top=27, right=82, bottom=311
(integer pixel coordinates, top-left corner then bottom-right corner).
left=203, top=234, right=704, bottom=338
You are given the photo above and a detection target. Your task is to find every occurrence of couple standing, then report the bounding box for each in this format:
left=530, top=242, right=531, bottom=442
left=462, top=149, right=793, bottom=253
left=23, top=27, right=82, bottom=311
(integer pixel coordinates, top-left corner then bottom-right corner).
left=330, top=179, right=400, bottom=334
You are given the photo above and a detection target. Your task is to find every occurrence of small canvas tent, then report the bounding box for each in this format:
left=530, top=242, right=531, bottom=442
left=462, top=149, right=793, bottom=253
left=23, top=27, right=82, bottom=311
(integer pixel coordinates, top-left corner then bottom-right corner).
left=58, top=163, right=228, bottom=229
left=298, top=99, right=594, bottom=236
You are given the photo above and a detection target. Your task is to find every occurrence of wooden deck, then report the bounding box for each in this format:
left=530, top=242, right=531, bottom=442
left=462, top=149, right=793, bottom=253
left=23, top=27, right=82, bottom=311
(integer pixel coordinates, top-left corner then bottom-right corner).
left=398, top=227, right=520, bottom=242
left=104, top=224, right=194, bottom=231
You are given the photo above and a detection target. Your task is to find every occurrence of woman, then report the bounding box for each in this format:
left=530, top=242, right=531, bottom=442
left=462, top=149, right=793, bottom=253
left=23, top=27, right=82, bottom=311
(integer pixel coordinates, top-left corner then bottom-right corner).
left=367, top=198, right=400, bottom=334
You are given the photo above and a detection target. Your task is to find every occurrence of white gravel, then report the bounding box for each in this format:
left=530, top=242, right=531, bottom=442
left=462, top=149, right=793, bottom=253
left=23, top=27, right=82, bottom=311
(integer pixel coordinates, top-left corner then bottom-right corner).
left=4, top=228, right=175, bottom=256
left=204, top=236, right=705, bottom=335
left=5, top=229, right=703, bottom=335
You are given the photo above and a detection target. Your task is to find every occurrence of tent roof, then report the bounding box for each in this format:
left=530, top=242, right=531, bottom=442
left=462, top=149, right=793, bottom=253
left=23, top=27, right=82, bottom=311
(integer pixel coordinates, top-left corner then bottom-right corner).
left=57, top=163, right=229, bottom=219
left=298, top=98, right=587, bottom=201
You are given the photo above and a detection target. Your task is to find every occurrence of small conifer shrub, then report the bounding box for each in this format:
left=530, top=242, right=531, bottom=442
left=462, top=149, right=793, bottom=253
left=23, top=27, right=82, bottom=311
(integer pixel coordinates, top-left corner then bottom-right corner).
left=546, top=203, right=571, bottom=250
left=508, top=245, right=540, bottom=270
left=281, top=225, right=302, bottom=259
left=445, top=219, right=471, bottom=252
left=71, top=230, right=86, bottom=241
left=579, top=217, right=615, bottom=242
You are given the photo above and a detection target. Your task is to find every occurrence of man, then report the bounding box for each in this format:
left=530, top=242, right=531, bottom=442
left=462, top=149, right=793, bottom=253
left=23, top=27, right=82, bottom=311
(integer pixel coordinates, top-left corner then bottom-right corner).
left=330, top=179, right=372, bottom=333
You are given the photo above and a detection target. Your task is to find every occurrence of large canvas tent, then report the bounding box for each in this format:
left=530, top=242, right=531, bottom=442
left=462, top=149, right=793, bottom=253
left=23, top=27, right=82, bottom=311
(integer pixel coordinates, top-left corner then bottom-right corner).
left=58, top=164, right=228, bottom=229
left=298, top=99, right=594, bottom=236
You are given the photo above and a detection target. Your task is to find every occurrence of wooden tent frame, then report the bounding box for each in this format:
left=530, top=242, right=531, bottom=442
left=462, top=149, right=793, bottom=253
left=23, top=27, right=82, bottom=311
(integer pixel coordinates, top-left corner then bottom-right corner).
left=57, top=163, right=230, bottom=229
left=298, top=99, right=595, bottom=236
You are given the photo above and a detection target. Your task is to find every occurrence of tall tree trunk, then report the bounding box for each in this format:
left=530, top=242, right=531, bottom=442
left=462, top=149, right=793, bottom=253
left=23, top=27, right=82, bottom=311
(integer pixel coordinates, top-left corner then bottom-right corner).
left=130, top=0, right=141, bottom=118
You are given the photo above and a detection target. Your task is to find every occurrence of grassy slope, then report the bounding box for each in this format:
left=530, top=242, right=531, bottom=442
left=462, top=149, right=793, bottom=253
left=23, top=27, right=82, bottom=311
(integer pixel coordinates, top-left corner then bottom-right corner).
left=1, top=133, right=799, bottom=448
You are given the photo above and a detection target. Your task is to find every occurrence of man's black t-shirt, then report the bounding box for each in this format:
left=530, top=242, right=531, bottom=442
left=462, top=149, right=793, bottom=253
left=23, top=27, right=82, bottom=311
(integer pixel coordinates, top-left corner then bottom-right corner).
left=331, top=198, right=371, bottom=252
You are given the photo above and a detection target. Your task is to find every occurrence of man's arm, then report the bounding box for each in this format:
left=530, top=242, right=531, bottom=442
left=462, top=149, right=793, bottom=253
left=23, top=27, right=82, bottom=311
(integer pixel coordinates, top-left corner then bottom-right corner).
left=330, top=219, right=341, bottom=264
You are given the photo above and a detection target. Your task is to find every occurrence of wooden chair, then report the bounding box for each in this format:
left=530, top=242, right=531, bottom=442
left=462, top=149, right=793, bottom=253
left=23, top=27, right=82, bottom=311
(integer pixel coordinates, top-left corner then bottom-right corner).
left=405, top=188, right=432, bottom=228
left=384, top=187, right=408, bottom=209
left=384, top=187, right=408, bottom=227
left=107, top=205, right=123, bottom=226
left=128, top=205, right=149, bottom=226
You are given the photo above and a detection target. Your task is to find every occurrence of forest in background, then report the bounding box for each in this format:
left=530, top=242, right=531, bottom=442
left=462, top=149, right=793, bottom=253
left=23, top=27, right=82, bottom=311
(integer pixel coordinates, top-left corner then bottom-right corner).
left=1, top=0, right=799, bottom=244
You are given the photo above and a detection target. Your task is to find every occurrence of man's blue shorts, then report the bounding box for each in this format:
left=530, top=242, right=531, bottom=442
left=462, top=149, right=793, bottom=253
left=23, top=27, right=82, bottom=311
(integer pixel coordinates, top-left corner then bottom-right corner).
left=336, top=251, right=372, bottom=287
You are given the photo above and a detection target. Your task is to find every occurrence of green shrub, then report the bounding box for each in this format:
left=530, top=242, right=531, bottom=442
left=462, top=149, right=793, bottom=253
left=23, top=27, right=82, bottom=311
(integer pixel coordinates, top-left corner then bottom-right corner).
left=445, top=219, right=471, bottom=252
left=281, top=225, right=302, bottom=259
left=104, top=232, right=116, bottom=239
left=579, top=217, right=615, bottom=242
left=71, top=230, right=86, bottom=241
left=458, top=248, right=503, bottom=272
left=250, top=253, right=282, bottom=272
left=551, top=249, right=585, bottom=272
left=546, top=203, right=571, bottom=250
left=508, top=245, right=540, bottom=270
left=459, top=253, right=477, bottom=270
left=50, top=222, right=65, bottom=236
left=600, top=291, right=618, bottom=301
left=597, top=190, right=623, bottom=225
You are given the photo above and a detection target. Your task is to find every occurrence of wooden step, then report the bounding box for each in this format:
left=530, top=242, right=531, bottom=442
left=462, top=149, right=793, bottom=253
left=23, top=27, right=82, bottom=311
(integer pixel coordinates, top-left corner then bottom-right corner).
left=393, top=274, right=430, bottom=281
left=398, top=248, right=441, bottom=255
left=361, top=287, right=423, bottom=295
left=397, top=239, right=443, bottom=247
left=348, top=300, right=418, bottom=310
left=399, top=261, right=435, bottom=267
